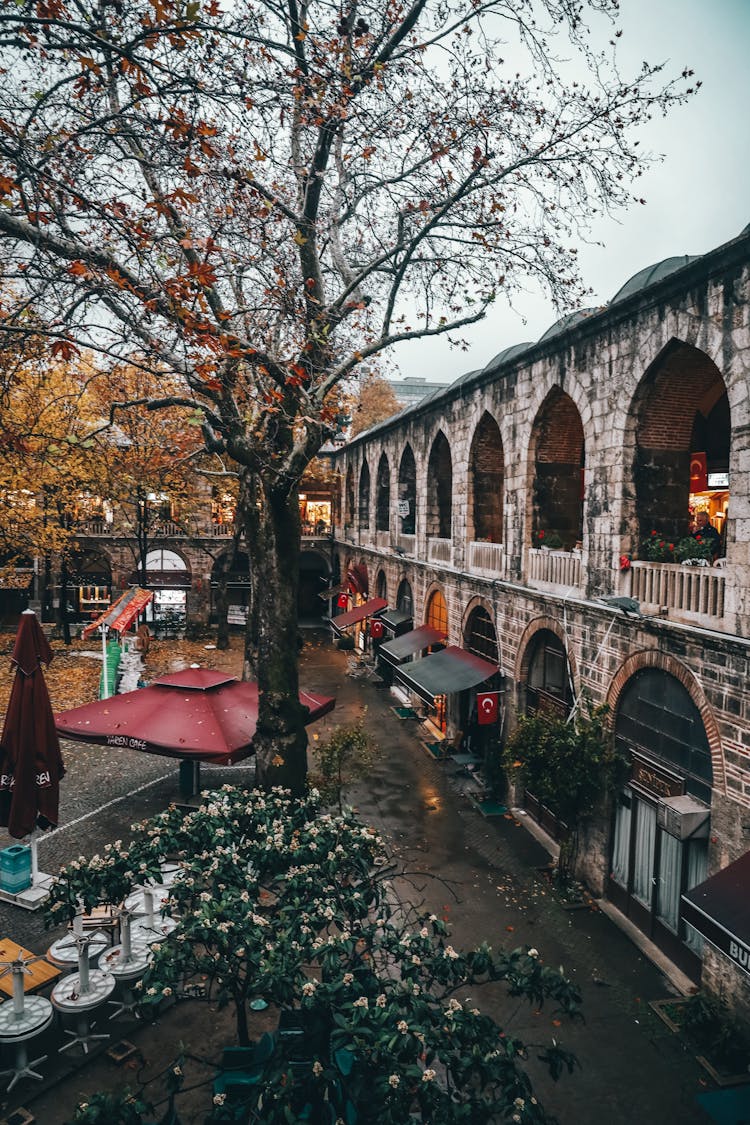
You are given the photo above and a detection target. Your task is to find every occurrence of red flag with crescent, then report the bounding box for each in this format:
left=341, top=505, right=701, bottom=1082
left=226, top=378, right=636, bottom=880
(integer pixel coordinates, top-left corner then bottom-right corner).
left=477, top=691, right=499, bottom=725
left=370, top=619, right=384, bottom=640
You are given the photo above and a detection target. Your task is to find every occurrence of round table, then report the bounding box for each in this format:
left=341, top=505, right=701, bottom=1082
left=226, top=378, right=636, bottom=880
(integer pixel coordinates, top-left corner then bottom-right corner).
left=130, top=915, right=177, bottom=949
left=51, top=970, right=116, bottom=1054
left=100, top=945, right=151, bottom=1019
left=47, top=931, right=109, bottom=972
left=124, top=885, right=171, bottom=916
left=0, top=997, right=54, bottom=1091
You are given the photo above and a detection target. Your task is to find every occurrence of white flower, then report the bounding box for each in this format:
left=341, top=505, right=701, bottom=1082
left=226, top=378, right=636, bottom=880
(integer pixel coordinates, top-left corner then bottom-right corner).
left=312, top=1060, right=323, bottom=1076
left=514, top=1098, right=525, bottom=1109
left=162, top=987, right=173, bottom=997
left=388, top=1074, right=400, bottom=1088
left=173, top=1064, right=183, bottom=1077
left=375, top=994, right=386, bottom=1007
left=443, top=945, right=459, bottom=960
left=213, top=1092, right=226, bottom=1105
left=528, top=948, right=539, bottom=958
left=302, top=981, right=317, bottom=996
left=342, top=973, right=354, bottom=985
left=353, top=996, right=368, bottom=1009
left=422, top=1069, right=436, bottom=1082
left=397, top=1020, right=409, bottom=1034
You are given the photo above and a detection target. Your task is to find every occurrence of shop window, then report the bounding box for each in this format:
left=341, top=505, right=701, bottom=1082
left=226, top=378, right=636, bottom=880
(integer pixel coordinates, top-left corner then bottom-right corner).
left=526, top=629, right=572, bottom=717
left=464, top=605, right=498, bottom=666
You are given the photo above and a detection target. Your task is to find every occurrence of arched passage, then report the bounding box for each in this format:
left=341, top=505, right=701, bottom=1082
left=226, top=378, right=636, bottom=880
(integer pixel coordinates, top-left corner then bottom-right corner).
left=398, top=445, right=417, bottom=536
left=426, top=431, right=452, bottom=539
left=358, top=461, right=371, bottom=530
left=608, top=663, right=715, bottom=979
left=530, top=389, right=584, bottom=550
left=631, top=341, right=730, bottom=555
left=299, top=550, right=330, bottom=622
left=469, top=413, right=504, bottom=542
left=375, top=453, right=391, bottom=532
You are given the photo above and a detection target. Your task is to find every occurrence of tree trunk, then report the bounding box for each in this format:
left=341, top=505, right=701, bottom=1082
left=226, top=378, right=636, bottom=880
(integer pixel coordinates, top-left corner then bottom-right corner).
left=240, top=469, right=308, bottom=795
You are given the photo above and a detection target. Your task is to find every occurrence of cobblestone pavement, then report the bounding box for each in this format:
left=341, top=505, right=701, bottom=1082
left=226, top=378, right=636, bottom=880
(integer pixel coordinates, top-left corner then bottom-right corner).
left=0, top=630, right=712, bottom=1124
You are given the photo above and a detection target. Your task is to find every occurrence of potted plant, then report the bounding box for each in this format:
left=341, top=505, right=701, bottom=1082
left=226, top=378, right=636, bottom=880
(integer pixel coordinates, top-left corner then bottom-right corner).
left=674, top=536, right=714, bottom=565
left=641, top=531, right=675, bottom=562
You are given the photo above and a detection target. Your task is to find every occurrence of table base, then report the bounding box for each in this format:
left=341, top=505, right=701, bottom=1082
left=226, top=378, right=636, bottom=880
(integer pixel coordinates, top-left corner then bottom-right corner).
left=0, top=1044, right=48, bottom=1092
left=59, top=1015, right=109, bottom=1055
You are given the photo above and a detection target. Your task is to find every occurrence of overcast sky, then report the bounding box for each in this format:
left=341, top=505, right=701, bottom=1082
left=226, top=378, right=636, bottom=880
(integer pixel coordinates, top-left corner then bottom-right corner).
left=391, top=0, right=749, bottom=383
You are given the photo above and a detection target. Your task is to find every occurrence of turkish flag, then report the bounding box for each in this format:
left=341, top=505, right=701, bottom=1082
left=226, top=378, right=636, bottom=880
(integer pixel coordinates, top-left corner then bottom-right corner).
left=370, top=619, right=384, bottom=640
left=476, top=691, right=499, bottom=725
left=337, top=594, right=348, bottom=609
left=690, top=452, right=707, bottom=493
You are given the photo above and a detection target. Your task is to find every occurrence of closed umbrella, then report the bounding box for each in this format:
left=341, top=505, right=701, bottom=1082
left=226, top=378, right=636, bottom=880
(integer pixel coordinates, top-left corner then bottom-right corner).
left=0, top=610, right=65, bottom=839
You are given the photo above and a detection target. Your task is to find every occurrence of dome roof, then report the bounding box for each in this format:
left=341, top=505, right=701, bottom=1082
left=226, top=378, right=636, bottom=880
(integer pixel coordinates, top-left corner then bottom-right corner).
left=537, top=308, right=598, bottom=344
left=482, top=342, right=534, bottom=373
left=610, top=256, right=699, bottom=304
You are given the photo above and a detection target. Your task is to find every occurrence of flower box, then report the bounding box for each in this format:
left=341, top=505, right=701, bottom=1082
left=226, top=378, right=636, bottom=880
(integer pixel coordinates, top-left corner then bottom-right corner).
left=649, top=998, right=750, bottom=1087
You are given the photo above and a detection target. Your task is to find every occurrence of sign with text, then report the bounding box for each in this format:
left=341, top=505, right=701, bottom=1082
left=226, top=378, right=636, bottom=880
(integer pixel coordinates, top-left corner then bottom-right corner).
left=397, top=499, right=410, bottom=518
left=630, top=754, right=683, bottom=799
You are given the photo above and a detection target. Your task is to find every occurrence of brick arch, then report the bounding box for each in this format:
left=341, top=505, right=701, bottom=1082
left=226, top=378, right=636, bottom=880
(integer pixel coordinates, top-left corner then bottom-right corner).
left=423, top=581, right=449, bottom=639
left=468, top=411, right=504, bottom=543
left=514, top=615, right=579, bottom=693
left=528, top=387, right=585, bottom=550
left=606, top=648, right=725, bottom=794
left=522, top=370, right=593, bottom=445
left=460, top=594, right=499, bottom=662
left=634, top=339, right=726, bottom=450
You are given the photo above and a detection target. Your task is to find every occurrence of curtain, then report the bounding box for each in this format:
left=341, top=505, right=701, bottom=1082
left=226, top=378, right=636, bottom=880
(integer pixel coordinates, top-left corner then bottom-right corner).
left=611, top=795, right=631, bottom=886
left=684, top=840, right=709, bottom=955
left=632, top=800, right=656, bottom=906
left=657, top=830, right=681, bottom=932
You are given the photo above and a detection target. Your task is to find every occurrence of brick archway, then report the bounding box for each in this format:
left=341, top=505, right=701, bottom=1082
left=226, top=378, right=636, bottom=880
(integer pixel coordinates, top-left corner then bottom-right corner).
left=606, top=648, right=726, bottom=794
left=514, top=614, right=578, bottom=694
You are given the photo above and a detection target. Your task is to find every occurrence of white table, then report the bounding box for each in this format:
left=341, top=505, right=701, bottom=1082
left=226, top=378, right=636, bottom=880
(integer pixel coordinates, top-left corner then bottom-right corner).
left=51, top=969, right=115, bottom=1054
left=0, top=997, right=53, bottom=1091
left=47, top=931, right=109, bottom=972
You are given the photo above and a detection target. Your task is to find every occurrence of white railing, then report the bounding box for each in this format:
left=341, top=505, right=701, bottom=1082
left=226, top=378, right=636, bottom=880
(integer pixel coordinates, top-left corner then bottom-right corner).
left=427, top=537, right=452, bottom=565
left=528, top=547, right=582, bottom=590
left=629, top=561, right=725, bottom=623
left=153, top=520, right=184, bottom=537
left=397, top=534, right=416, bottom=555
left=375, top=530, right=390, bottom=550
left=77, top=519, right=109, bottom=535
left=211, top=523, right=232, bottom=537
left=468, top=540, right=505, bottom=577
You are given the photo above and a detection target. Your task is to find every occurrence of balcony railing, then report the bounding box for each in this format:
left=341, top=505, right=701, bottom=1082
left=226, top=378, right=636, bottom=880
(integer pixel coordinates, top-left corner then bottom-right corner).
left=397, top=534, right=415, bottom=556
left=629, top=560, right=726, bottom=625
left=427, top=537, right=453, bottom=566
left=468, top=540, right=505, bottom=577
left=152, top=520, right=184, bottom=537
left=77, top=518, right=110, bottom=536
left=528, top=547, right=582, bottom=590
left=211, top=522, right=233, bottom=537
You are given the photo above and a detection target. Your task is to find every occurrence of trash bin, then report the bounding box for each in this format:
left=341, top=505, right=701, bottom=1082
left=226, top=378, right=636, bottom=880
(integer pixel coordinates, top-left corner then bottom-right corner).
left=0, top=845, right=32, bottom=893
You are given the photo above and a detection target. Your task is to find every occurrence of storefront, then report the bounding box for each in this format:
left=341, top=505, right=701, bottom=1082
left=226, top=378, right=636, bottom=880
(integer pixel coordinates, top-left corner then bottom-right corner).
left=394, top=646, right=497, bottom=740
left=608, top=668, right=712, bottom=979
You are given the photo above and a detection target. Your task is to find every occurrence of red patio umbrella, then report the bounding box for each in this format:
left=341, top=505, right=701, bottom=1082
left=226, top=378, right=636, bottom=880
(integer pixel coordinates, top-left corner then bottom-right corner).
left=53, top=666, right=335, bottom=765
left=0, top=610, right=65, bottom=839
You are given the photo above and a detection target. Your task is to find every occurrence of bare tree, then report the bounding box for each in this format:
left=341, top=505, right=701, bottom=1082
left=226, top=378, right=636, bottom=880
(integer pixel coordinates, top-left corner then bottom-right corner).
left=0, top=0, right=695, bottom=791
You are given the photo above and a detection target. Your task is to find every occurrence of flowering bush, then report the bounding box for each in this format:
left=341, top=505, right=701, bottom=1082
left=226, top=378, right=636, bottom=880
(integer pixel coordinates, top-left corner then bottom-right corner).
left=641, top=531, right=675, bottom=562
left=50, top=786, right=582, bottom=1124
left=674, top=536, right=714, bottom=564
left=532, top=529, right=563, bottom=549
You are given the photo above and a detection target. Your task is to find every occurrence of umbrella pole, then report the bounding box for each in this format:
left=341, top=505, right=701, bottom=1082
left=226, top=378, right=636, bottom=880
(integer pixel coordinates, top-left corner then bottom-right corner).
left=29, top=832, right=39, bottom=887
left=101, top=623, right=109, bottom=700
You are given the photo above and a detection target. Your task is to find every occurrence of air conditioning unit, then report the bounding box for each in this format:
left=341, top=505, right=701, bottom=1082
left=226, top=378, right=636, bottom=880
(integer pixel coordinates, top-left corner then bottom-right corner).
left=657, top=795, right=710, bottom=841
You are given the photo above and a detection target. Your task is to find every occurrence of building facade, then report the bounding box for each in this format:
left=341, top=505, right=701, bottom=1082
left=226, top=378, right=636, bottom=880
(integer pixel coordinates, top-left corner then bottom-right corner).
left=328, top=224, right=750, bottom=1013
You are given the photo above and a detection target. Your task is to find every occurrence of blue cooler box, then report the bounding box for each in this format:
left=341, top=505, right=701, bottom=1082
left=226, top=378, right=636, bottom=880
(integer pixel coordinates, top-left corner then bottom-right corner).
left=0, top=845, right=32, bottom=893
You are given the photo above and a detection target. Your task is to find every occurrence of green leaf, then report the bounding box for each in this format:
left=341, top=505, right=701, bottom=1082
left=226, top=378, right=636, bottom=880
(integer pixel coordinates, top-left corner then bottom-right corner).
left=334, top=1047, right=355, bottom=1076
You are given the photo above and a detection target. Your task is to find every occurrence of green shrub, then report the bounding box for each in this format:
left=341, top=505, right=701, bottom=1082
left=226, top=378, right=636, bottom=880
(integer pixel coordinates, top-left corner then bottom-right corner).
left=641, top=531, right=675, bottom=562
left=674, top=536, right=713, bottom=564
left=680, top=993, right=750, bottom=1073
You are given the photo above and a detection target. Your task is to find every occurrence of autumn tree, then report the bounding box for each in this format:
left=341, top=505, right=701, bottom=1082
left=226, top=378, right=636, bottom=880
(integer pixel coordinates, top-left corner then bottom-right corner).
left=0, top=0, right=695, bottom=791
left=349, top=374, right=401, bottom=438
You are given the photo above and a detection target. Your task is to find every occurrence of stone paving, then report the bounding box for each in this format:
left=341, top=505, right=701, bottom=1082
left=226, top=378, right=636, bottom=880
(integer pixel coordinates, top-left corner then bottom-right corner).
left=0, top=630, right=715, bottom=1123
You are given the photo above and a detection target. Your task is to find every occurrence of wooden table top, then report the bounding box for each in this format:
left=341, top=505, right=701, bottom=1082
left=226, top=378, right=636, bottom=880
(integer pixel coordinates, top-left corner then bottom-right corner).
left=0, top=939, right=62, bottom=996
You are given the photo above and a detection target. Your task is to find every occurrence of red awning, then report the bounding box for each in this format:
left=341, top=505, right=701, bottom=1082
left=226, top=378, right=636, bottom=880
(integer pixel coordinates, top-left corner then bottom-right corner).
left=330, top=597, right=387, bottom=634
left=82, top=587, right=153, bottom=640
left=682, top=851, right=750, bottom=976
left=55, top=666, right=335, bottom=765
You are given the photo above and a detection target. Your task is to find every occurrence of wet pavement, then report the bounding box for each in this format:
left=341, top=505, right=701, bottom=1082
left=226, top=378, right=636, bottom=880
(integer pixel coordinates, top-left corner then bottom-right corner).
left=0, top=630, right=713, bottom=1123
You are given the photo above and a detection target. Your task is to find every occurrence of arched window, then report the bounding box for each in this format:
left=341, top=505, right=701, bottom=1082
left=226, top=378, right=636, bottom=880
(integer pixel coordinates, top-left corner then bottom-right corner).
left=525, top=629, right=572, bottom=717
left=463, top=605, right=498, bottom=666
left=376, top=569, right=387, bottom=600
left=358, top=461, right=371, bottom=529
left=398, top=445, right=417, bottom=536
left=530, top=389, right=584, bottom=551
left=426, top=431, right=452, bottom=539
left=376, top=453, right=391, bottom=532
left=426, top=589, right=448, bottom=639
left=396, top=578, right=413, bottom=616
left=469, top=413, right=504, bottom=542
left=345, top=465, right=355, bottom=527
left=631, top=342, right=729, bottom=556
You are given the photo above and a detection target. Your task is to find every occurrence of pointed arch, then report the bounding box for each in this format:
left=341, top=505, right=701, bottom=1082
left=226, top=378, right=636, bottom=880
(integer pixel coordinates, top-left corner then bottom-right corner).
left=358, top=460, right=371, bottom=530
left=398, top=444, right=417, bottom=536
left=426, top=430, right=452, bottom=539
left=469, top=412, right=504, bottom=543
left=529, top=388, right=585, bottom=550
left=375, top=452, right=391, bottom=532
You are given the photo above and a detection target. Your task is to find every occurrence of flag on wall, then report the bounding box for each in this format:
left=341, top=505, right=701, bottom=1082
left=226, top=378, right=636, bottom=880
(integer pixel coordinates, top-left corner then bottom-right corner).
left=370, top=619, right=384, bottom=640
left=476, top=691, right=499, bottom=725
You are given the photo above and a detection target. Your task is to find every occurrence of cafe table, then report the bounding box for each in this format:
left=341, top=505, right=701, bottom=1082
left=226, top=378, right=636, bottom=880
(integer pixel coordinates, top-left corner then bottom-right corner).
left=0, top=944, right=58, bottom=1092
left=50, top=933, right=115, bottom=1054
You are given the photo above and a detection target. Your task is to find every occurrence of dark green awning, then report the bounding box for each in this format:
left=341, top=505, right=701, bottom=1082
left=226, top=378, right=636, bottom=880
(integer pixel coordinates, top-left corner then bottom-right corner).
left=395, top=646, right=497, bottom=703
left=379, top=609, right=413, bottom=633
left=379, top=625, right=445, bottom=667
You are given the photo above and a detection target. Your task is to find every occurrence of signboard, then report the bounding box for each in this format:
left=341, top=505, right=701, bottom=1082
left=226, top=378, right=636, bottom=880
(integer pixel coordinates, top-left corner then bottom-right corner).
left=476, top=691, right=499, bottom=725
left=397, top=500, right=410, bottom=518
left=630, top=754, right=683, bottom=800
left=707, top=472, right=729, bottom=489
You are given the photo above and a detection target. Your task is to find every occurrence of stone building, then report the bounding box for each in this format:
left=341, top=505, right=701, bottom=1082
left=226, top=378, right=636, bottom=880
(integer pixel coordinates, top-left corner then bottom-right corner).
left=328, top=224, right=750, bottom=1013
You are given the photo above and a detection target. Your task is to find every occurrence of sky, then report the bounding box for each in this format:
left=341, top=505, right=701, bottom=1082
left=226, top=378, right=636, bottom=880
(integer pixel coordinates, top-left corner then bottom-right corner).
left=391, top=0, right=750, bottom=383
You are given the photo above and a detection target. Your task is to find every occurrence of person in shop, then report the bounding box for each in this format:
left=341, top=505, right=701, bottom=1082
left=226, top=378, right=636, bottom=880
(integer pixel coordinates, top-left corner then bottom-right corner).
left=692, top=511, right=721, bottom=559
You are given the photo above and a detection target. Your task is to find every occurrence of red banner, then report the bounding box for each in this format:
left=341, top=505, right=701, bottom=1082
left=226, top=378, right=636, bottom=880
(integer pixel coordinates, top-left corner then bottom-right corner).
left=690, top=451, right=707, bottom=493
left=370, top=619, right=384, bottom=640
left=476, top=691, right=499, bottom=725
left=337, top=593, right=349, bottom=609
